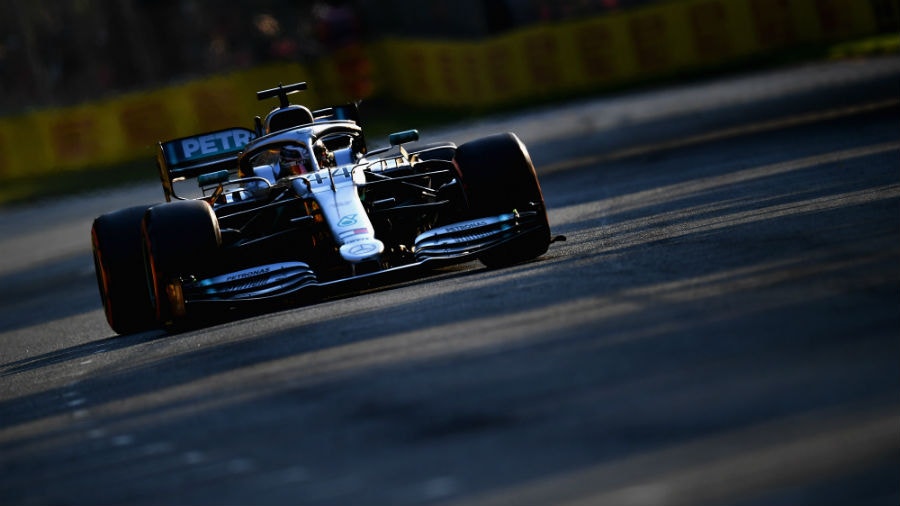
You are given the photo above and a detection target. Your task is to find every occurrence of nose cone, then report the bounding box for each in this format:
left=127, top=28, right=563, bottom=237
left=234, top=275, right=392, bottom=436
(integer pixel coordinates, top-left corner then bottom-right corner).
left=339, top=238, right=384, bottom=263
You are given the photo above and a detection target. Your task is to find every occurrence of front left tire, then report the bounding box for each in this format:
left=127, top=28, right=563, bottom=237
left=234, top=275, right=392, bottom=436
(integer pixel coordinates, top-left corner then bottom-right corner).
left=91, top=205, right=158, bottom=335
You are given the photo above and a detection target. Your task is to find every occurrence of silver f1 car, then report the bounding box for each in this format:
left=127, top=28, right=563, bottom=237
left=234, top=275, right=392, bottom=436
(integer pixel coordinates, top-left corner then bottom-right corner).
left=91, top=82, right=558, bottom=334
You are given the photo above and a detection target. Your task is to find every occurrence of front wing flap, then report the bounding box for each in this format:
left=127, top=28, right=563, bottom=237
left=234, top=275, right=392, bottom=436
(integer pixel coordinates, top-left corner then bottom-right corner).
left=413, top=210, right=544, bottom=262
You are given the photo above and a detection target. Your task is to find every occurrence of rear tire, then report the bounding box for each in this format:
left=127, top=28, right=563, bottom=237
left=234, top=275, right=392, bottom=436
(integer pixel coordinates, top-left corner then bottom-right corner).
left=454, top=132, right=551, bottom=268
left=142, top=200, right=221, bottom=326
left=91, top=205, right=157, bottom=335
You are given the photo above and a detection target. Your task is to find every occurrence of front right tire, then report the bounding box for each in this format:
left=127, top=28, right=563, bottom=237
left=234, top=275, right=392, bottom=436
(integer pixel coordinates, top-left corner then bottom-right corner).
left=454, top=132, right=551, bottom=268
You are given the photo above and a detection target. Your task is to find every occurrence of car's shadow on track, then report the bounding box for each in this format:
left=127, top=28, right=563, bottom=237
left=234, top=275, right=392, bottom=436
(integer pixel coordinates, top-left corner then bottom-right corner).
left=0, top=330, right=165, bottom=379
left=0, top=261, right=486, bottom=380
left=0, top=255, right=558, bottom=431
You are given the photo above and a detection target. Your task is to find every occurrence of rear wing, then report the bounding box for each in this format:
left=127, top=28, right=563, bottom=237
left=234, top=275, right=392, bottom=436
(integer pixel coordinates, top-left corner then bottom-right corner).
left=157, top=127, right=256, bottom=201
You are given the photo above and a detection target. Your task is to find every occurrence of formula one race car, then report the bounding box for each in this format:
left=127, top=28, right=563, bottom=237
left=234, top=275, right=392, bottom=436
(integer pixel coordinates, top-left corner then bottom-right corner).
left=91, top=82, right=557, bottom=334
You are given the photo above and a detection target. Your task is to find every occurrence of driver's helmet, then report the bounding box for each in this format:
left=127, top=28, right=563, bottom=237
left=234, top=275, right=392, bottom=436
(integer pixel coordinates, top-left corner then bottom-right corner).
left=278, top=144, right=311, bottom=177
left=313, top=139, right=335, bottom=168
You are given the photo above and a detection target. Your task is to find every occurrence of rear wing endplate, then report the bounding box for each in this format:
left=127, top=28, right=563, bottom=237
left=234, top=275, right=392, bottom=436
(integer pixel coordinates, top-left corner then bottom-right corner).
left=157, top=127, right=256, bottom=201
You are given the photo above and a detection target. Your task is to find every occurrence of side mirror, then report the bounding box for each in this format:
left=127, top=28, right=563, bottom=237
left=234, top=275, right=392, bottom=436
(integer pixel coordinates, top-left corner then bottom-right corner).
left=389, top=129, right=419, bottom=146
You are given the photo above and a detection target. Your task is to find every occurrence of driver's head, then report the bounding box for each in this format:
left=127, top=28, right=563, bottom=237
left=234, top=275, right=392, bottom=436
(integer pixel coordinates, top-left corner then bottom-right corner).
left=313, top=139, right=334, bottom=168
left=279, top=144, right=311, bottom=177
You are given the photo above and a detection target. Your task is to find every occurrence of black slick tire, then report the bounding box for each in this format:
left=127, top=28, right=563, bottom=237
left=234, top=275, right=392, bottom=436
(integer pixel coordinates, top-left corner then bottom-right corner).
left=142, top=200, right=221, bottom=327
left=454, top=132, right=551, bottom=268
left=91, top=205, right=157, bottom=335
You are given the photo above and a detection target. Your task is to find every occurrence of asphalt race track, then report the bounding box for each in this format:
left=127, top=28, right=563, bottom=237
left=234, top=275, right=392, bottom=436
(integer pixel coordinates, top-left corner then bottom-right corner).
left=1, top=57, right=898, bottom=506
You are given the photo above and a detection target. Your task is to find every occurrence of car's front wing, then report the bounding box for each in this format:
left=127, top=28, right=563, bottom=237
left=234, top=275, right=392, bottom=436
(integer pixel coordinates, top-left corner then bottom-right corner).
left=177, top=210, right=547, bottom=313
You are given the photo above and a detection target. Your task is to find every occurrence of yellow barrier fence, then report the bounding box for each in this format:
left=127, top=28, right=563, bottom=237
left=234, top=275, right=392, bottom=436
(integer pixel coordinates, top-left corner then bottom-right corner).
left=374, top=0, right=884, bottom=107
